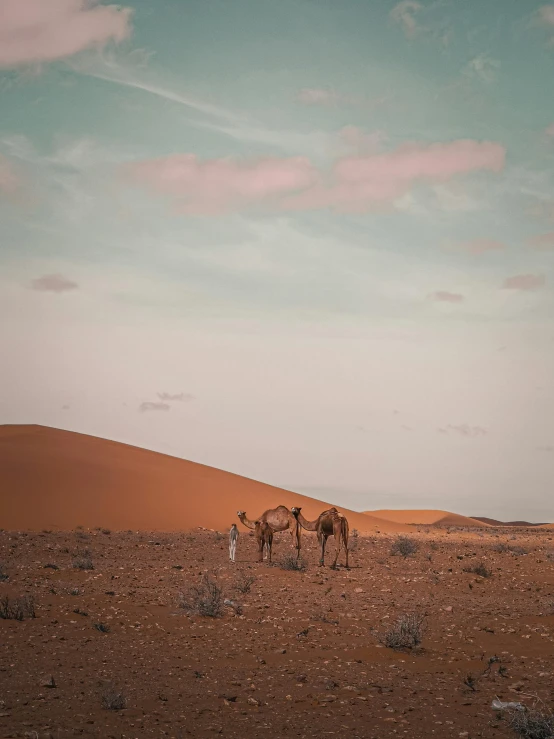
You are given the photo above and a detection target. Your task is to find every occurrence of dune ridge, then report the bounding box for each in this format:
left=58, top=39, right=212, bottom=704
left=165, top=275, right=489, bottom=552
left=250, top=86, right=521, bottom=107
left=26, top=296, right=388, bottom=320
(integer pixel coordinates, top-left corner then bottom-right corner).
left=364, top=509, right=490, bottom=528
left=0, top=425, right=410, bottom=533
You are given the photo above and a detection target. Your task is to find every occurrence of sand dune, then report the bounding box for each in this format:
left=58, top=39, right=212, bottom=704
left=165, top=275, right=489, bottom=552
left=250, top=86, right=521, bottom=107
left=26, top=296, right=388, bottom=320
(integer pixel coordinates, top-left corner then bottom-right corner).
left=0, top=425, right=410, bottom=533
left=472, top=516, right=549, bottom=527
left=364, top=509, right=490, bottom=528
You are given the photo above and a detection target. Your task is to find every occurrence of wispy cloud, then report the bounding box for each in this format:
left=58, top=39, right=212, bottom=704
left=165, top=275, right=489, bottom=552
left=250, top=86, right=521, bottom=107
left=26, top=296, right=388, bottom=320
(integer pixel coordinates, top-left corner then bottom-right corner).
left=438, top=424, right=487, bottom=437
left=390, top=1, right=423, bottom=38
left=30, top=274, right=78, bottom=293
left=157, top=392, right=194, bottom=402
left=0, top=0, right=132, bottom=69
left=429, top=290, right=464, bottom=303
left=69, top=51, right=248, bottom=125
left=463, top=54, right=501, bottom=84
left=139, top=401, right=170, bottom=413
left=537, top=445, right=554, bottom=452
left=527, top=232, right=554, bottom=251
left=502, top=274, right=546, bottom=291
left=456, top=238, right=505, bottom=255
left=545, top=123, right=554, bottom=136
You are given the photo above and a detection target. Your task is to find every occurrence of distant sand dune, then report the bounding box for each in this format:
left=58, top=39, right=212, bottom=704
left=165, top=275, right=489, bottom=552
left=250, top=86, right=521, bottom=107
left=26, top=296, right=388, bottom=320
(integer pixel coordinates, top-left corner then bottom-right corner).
left=0, top=425, right=410, bottom=533
left=364, top=509, right=490, bottom=528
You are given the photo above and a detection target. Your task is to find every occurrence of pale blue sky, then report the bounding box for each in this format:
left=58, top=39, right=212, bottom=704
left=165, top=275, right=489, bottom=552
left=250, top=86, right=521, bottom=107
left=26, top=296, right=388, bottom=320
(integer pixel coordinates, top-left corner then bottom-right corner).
left=1, top=0, right=554, bottom=520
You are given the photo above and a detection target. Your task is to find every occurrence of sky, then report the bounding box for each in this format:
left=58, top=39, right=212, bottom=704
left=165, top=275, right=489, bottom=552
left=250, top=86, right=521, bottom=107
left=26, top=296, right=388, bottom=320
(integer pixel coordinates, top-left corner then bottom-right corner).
left=1, top=0, right=554, bottom=521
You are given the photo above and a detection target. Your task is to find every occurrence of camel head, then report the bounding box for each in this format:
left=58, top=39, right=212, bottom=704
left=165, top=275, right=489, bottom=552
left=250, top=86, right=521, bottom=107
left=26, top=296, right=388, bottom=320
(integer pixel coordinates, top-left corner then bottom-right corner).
left=291, top=507, right=301, bottom=518
left=237, top=511, right=245, bottom=518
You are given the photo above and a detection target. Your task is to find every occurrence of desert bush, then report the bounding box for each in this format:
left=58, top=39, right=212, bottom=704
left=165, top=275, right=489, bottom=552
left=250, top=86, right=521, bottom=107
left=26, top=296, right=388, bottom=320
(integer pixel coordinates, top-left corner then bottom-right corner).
left=44, top=563, right=59, bottom=570
left=179, top=574, right=223, bottom=617
left=494, top=542, right=528, bottom=556
left=93, top=622, right=110, bottom=633
left=101, top=529, right=111, bottom=536
left=279, top=554, right=307, bottom=572
left=390, top=536, right=419, bottom=558
left=234, top=571, right=256, bottom=594
left=464, top=562, right=492, bottom=578
left=0, top=564, right=8, bottom=582
left=73, top=550, right=94, bottom=570
left=379, top=612, right=425, bottom=650
left=0, top=594, right=36, bottom=621
left=506, top=705, right=554, bottom=739
left=101, top=685, right=126, bottom=711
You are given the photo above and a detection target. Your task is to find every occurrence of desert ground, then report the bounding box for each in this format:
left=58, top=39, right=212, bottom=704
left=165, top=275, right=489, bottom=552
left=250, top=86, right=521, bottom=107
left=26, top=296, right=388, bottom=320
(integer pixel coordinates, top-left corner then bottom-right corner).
left=2, top=426, right=554, bottom=739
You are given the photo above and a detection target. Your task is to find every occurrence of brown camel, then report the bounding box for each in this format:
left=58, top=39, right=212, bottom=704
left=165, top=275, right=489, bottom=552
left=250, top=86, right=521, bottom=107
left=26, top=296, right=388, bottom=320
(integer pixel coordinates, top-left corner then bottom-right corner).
left=254, top=519, right=273, bottom=563
left=291, top=507, right=349, bottom=569
left=237, top=506, right=300, bottom=556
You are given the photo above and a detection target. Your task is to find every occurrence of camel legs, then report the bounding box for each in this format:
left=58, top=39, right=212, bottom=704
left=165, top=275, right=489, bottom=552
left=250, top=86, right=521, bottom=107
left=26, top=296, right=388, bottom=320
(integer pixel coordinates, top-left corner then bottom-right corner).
left=229, top=539, right=237, bottom=562
left=319, top=533, right=328, bottom=566
left=266, top=531, right=273, bottom=564
left=290, top=520, right=301, bottom=558
left=342, top=519, right=349, bottom=569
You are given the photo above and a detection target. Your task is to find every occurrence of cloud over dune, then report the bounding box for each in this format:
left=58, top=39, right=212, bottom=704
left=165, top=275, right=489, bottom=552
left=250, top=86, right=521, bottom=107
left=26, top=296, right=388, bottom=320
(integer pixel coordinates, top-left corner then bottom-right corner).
left=30, top=274, right=78, bottom=293
left=0, top=0, right=132, bottom=68
left=429, top=291, right=464, bottom=303
left=527, top=233, right=554, bottom=251
left=126, top=139, right=505, bottom=215
left=502, top=274, right=546, bottom=291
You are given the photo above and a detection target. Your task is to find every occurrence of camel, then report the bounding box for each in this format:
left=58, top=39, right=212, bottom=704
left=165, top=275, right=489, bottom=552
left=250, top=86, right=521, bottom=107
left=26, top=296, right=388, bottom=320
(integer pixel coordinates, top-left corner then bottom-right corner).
left=237, top=506, right=300, bottom=557
left=291, top=507, right=349, bottom=569
left=229, top=523, right=239, bottom=562
left=254, top=519, right=273, bottom=563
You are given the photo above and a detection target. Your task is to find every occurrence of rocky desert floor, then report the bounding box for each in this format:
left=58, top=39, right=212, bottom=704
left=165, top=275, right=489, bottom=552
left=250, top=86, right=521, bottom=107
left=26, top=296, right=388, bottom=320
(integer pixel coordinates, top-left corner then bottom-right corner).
left=1, top=526, right=554, bottom=739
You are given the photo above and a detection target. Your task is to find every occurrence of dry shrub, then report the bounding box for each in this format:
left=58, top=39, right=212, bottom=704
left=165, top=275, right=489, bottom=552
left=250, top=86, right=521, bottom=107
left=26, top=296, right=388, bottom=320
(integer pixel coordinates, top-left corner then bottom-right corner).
left=234, top=571, right=256, bottom=594
left=379, top=612, right=425, bottom=650
left=506, top=705, right=554, bottom=739
left=179, top=574, right=223, bottom=617
left=279, top=554, right=307, bottom=571
left=73, top=550, right=94, bottom=570
left=390, top=536, right=419, bottom=558
left=464, top=562, right=492, bottom=578
left=0, top=594, right=36, bottom=621
left=101, top=685, right=126, bottom=710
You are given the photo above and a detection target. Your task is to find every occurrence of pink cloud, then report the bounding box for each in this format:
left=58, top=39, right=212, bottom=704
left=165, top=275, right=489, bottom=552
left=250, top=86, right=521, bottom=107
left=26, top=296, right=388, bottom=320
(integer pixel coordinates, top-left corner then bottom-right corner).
left=457, top=238, right=505, bottom=255
left=0, top=0, right=132, bottom=68
left=127, top=139, right=505, bottom=216
left=429, top=291, right=464, bottom=303
left=527, top=232, right=554, bottom=250
left=31, top=274, right=78, bottom=293
left=538, top=5, right=554, bottom=27
left=502, top=274, right=546, bottom=291
left=285, top=139, right=505, bottom=214
left=125, top=154, right=319, bottom=215
left=0, top=154, right=20, bottom=196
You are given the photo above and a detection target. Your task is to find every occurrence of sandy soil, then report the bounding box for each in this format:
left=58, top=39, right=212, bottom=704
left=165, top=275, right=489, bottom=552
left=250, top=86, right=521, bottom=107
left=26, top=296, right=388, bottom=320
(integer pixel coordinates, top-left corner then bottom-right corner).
left=2, top=525, right=554, bottom=739
left=0, top=426, right=407, bottom=534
